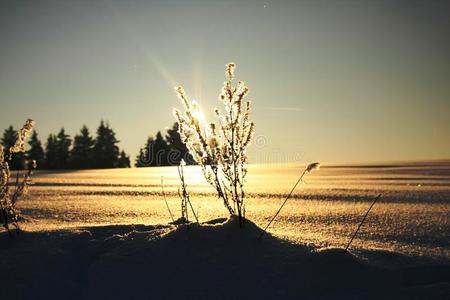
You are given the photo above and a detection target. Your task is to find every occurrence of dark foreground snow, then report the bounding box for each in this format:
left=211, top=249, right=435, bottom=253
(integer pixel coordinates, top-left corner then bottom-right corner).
left=1, top=217, right=449, bottom=299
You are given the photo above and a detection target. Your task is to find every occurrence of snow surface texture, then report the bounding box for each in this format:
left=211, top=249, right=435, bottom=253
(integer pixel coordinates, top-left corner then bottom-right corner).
left=1, top=217, right=449, bottom=299
left=11, top=163, right=450, bottom=259
left=1, top=162, right=449, bottom=298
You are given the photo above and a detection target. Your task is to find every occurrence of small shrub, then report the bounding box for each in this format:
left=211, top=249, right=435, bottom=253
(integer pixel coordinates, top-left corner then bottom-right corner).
left=0, top=119, right=36, bottom=237
left=173, top=63, right=255, bottom=227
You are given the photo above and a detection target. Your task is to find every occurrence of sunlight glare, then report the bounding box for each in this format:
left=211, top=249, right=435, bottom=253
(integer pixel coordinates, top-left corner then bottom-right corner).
left=191, top=100, right=207, bottom=125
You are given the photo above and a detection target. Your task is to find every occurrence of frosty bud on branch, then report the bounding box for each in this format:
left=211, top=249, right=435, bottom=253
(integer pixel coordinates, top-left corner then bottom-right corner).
left=226, top=62, right=236, bottom=80
left=306, top=162, right=320, bottom=173
left=0, top=144, right=8, bottom=186
left=175, top=86, right=190, bottom=110
left=243, top=122, right=255, bottom=147
left=173, top=108, right=182, bottom=124
left=0, top=144, right=4, bottom=163
left=243, top=101, right=252, bottom=123
left=180, top=158, right=186, bottom=166
left=10, top=119, right=35, bottom=153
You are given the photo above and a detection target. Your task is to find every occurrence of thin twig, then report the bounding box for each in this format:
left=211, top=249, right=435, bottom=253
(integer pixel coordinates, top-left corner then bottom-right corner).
left=177, top=165, right=188, bottom=222
left=345, top=193, right=382, bottom=251
left=181, top=165, right=200, bottom=224
left=14, top=171, right=19, bottom=195
left=186, top=196, right=199, bottom=224
left=258, top=169, right=308, bottom=241
left=161, top=176, right=174, bottom=223
left=177, top=162, right=198, bottom=223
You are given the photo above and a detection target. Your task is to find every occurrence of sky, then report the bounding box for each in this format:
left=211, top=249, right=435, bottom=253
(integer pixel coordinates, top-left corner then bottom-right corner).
left=1, top=0, right=449, bottom=164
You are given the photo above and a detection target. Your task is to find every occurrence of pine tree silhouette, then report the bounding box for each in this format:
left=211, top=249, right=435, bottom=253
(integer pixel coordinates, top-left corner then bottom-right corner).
left=93, top=121, right=120, bottom=168
left=153, top=131, right=170, bottom=166
left=44, top=134, right=58, bottom=169
left=135, top=137, right=154, bottom=167
left=118, top=150, right=131, bottom=168
left=70, top=125, right=94, bottom=169
left=27, top=131, right=45, bottom=169
left=135, top=146, right=148, bottom=167
left=136, top=133, right=172, bottom=167
left=165, top=122, right=194, bottom=165
left=1, top=122, right=129, bottom=170
left=136, top=123, right=196, bottom=167
left=55, top=128, right=72, bottom=169
left=1, top=126, right=26, bottom=170
left=136, top=133, right=171, bottom=167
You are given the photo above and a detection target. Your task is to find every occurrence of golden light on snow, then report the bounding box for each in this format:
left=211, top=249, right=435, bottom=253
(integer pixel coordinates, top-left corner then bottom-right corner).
left=14, top=163, right=449, bottom=260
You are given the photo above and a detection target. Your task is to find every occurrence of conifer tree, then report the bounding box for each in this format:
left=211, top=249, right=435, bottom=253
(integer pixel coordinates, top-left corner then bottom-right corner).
left=55, top=128, right=72, bottom=169
left=45, top=134, right=58, bottom=169
left=135, top=132, right=172, bottom=167
left=135, top=148, right=145, bottom=167
left=93, top=121, right=120, bottom=168
left=118, top=150, right=131, bottom=168
left=27, top=131, right=45, bottom=168
left=165, top=122, right=194, bottom=165
left=153, top=131, right=170, bottom=166
left=1, top=126, right=26, bottom=170
left=135, top=137, right=153, bottom=167
left=70, top=125, right=94, bottom=169
left=136, top=125, right=193, bottom=167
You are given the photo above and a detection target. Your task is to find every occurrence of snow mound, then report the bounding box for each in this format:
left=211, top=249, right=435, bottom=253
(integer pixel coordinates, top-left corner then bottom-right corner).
left=314, top=247, right=361, bottom=266
left=165, top=216, right=269, bottom=240
left=1, top=219, right=449, bottom=299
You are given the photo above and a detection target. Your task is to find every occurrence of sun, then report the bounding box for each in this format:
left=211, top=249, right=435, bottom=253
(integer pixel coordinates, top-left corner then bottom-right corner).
left=191, top=100, right=207, bottom=125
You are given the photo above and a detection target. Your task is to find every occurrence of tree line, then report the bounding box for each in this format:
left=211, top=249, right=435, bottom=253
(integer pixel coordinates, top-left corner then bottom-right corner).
left=1, top=121, right=130, bottom=170
left=135, top=123, right=194, bottom=167
left=2, top=121, right=195, bottom=170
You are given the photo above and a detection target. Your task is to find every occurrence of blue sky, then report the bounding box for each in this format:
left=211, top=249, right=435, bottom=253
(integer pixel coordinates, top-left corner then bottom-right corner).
left=1, top=0, right=449, bottom=164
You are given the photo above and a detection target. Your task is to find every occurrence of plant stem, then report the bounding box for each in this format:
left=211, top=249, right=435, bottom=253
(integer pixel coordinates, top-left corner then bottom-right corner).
left=345, top=193, right=382, bottom=251
left=161, top=176, right=174, bottom=223
left=177, top=163, right=198, bottom=224
left=187, top=196, right=199, bottom=224
left=258, top=169, right=308, bottom=241
left=230, top=93, right=240, bottom=225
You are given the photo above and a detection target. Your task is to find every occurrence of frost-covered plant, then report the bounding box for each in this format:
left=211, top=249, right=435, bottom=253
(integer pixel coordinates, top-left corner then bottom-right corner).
left=173, top=63, right=255, bottom=227
left=0, top=119, right=36, bottom=237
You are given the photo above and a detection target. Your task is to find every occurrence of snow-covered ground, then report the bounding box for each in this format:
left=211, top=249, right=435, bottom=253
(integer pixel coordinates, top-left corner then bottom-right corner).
left=1, top=217, right=449, bottom=299
left=1, top=162, right=449, bottom=298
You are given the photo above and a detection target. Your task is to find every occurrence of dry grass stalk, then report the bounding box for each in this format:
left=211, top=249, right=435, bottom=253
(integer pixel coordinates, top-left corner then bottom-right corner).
left=258, top=162, right=320, bottom=240
left=160, top=176, right=175, bottom=223
left=345, top=193, right=382, bottom=251
left=177, top=159, right=198, bottom=224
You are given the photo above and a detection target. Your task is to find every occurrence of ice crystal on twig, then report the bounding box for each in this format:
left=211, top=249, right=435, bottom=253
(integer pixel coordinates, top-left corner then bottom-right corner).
left=9, top=119, right=35, bottom=153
